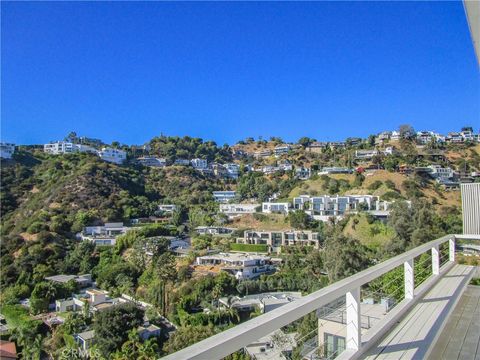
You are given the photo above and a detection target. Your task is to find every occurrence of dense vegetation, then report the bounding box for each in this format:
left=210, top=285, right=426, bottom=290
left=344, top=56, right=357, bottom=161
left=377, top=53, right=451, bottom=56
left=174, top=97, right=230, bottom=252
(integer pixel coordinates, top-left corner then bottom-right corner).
left=0, top=131, right=477, bottom=359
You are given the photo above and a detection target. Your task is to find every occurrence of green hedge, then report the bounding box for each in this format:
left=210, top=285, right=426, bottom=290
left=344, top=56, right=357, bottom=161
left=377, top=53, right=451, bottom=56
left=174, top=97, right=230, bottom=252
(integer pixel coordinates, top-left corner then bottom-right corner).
left=230, top=243, right=268, bottom=253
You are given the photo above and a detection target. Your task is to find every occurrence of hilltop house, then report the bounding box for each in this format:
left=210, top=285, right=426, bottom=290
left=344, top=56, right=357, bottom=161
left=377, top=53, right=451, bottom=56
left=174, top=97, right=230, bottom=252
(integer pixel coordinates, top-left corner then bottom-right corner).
left=274, top=144, right=291, bottom=157
left=98, top=147, right=126, bottom=164
left=0, top=143, right=15, bottom=159
left=44, top=141, right=96, bottom=155
left=137, top=156, right=166, bottom=167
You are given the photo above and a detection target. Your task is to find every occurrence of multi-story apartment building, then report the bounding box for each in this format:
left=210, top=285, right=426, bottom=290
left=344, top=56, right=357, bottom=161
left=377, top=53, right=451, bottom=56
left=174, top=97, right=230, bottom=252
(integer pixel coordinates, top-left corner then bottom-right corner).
left=274, top=144, right=291, bottom=157
left=212, top=191, right=237, bottom=203
left=292, top=194, right=389, bottom=218
left=98, top=147, right=126, bottom=164
left=262, top=202, right=290, bottom=214
left=238, top=230, right=320, bottom=251
left=219, top=203, right=260, bottom=218
left=376, top=131, right=391, bottom=144
left=137, top=156, right=166, bottom=167
left=195, top=253, right=276, bottom=280
left=0, top=142, right=15, bottom=159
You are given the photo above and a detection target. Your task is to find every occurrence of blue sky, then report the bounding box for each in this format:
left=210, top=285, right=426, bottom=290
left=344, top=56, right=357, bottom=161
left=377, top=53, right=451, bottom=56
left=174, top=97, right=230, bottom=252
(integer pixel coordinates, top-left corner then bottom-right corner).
left=2, top=1, right=479, bottom=146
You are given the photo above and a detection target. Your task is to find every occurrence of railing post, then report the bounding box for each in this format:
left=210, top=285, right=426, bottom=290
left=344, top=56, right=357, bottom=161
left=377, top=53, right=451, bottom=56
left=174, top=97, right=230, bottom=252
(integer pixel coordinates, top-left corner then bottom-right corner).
left=404, top=259, right=414, bottom=300
left=346, top=287, right=361, bottom=352
left=432, top=245, right=440, bottom=275
left=449, top=237, right=456, bottom=262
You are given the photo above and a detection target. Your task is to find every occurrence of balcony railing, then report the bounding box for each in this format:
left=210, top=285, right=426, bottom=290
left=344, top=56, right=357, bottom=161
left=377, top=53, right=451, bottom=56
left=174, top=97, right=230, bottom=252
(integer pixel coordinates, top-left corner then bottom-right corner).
left=163, top=234, right=480, bottom=360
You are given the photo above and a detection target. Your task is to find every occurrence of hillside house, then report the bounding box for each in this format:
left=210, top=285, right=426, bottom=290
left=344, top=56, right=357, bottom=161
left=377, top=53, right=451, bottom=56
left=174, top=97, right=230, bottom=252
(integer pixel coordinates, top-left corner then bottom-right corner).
left=195, top=253, right=276, bottom=280
left=219, top=203, right=259, bottom=218
left=0, top=143, right=15, bottom=159
left=262, top=202, right=290, bottom=214
left=212, top=191, right=237, bottom=203
left=239, top=230, right=320, bottom=251
left=98, top=147, right=126, bottom=164
left=137, top=156, right=166, bottom=167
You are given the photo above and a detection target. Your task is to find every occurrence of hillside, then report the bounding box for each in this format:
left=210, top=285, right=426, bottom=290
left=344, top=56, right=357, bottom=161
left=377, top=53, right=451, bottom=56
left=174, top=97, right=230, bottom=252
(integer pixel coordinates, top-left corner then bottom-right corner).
left=0, top=150, right=225, bottom=237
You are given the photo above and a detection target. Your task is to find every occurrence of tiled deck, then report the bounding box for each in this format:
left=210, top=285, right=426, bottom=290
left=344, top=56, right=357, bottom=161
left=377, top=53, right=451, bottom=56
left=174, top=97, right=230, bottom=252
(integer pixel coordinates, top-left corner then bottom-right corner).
left=362, top=264, right=475, bottom=360
left=427, top=285, right=480, bottom=360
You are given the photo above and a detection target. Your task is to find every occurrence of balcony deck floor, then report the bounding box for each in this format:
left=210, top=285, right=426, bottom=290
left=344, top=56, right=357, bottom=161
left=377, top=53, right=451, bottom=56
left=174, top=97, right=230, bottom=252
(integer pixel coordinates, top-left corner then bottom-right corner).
left=362, top=264, right=475, bottom=360
left=427, top=284, right=480, bottom=360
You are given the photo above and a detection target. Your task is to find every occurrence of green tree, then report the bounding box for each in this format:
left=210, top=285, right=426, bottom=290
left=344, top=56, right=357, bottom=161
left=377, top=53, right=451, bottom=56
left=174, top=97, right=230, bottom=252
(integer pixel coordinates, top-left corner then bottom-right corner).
left=94, top=302, right=144, bottom=356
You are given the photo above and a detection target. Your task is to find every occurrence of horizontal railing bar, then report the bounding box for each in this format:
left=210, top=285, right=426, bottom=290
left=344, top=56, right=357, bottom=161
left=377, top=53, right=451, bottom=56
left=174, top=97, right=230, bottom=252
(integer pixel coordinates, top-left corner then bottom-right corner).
left=162, top=234, right=478, bottom=360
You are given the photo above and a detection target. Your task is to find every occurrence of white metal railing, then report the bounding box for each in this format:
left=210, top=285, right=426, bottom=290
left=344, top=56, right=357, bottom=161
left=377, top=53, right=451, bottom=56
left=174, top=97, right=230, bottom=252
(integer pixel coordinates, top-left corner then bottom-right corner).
left=162, top=234, right=480, bottom=360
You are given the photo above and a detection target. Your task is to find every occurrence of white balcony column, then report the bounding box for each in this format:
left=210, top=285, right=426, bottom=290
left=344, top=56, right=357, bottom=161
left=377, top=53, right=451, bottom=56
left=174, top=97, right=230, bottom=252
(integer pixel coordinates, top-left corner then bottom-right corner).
left=404, top=259, right=414, bottom=300
left=346, top=287, right=361, bottom=351
left=431, top=245, right=440, bottom=275
left=449, top=237, right=456, bottom=262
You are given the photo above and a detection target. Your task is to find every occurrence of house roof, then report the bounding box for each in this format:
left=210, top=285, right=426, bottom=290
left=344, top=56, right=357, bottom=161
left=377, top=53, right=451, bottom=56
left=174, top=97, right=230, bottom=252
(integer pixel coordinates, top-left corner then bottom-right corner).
left=77, top=330, right=95, bottom=340
left=0, top=340, right=17, bottom=359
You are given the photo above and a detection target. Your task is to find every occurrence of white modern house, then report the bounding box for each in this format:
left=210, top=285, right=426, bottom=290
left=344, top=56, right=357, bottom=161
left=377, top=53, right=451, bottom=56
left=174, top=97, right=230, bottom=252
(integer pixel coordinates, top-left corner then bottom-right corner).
left=292, top=194, right=390, bottom=220
left=137, top=156, right=166, bottom=167
left=428, top=165, right=454, bottom=179
left=319, top=167, right=353, bottom=175
left=77, top=222, right=131, bottom=246
left=157, top=204, right=177, bottom=214
left=195, top=226, right=235, bottom=236
left=195, top=253, right=276, bottom=280
left=98, top=147, right=126, bottom=164
left=191, top=158, right=208, bottom=170
left=239, top=230, right=320, bottom=251
left=262, top=202, right=290, bottom=214
left=212, top=191, right=237, bottom=203
left=44, top=141, right=97, bottom=155
left=0, top=142, right=15, bottom=159
left=219, top=203, right=260, bottom=218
